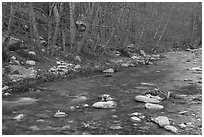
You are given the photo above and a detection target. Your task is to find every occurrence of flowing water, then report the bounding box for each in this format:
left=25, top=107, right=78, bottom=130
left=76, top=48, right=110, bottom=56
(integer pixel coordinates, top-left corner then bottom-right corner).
left=2, top=52, right=202, bottom=135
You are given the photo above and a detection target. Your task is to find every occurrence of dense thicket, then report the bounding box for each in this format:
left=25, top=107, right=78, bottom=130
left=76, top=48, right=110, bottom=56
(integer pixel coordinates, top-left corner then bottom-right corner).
left=2, top=2, right=202, bottom=58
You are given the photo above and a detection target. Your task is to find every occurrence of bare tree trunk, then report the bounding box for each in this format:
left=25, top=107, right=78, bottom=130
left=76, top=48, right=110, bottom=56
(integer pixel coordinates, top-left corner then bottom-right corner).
left=139, top=17, right=147, bottom=45
left=3, top=3, right=15, bottom=45
left=47, top=2, right=54, bottom=54
left=190, top=9, right=197, bottom=45
left=149, top=3, right=158, bottom=29
left=50, top=3, right=60, bottom=56
left=29, top=16, right=34, bottom=49
left=157, top=16, right=170, bottom=43
left=3, top=3, right=15, bottom=61
left=29, top=2, right=42, bottom=57
left=62, top=30, right=66, bottom=52
left=4, top=3, right=15, bottom=43
left=154, top=11, right=166, bottom=39
left=6, top=3, right=15, bottom=38
left=106, top=7, right=124, bottom=46
left=75, top=2, right=97, bottom=55
left=69, top=2, right=76, bottom=45
left=59, top=3, right=66, bottom=52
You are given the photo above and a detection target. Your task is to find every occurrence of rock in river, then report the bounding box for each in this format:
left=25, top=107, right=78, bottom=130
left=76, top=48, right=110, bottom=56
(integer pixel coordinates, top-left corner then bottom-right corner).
left=12, top=114, right=24, bottom=121
left=110, top=125, right=123, bottom=130
left=164, top=125, right=178, bottom=133
left=103, top=68, right=114, bottom=73
left=26, top=60, right=36, bottom=66
left=54, top=110, right=67, bottom=118
left=92, top=101, right=117, bottom=109
left=130, top=116, right=141, bottom=122
left=100, top=94, right=115, bottom=101
left=153, top=116, right=170, bottom=127
left=145, top=103, right=164, bottom=110
left=135, top=95, right=160, bottom=103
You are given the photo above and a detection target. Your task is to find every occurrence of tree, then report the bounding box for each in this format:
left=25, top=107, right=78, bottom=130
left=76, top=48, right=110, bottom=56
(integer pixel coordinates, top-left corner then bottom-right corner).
left=29, top=2, right=42, bottom=57
left=75, top=2, right=98, bottom=55
left=2, top=3, right=15, bottom=62
left=50, top=3, right=60, bottom=56
left=69, top=2, right=76, bottom=45
left=47, top=2, right=54, bottom=54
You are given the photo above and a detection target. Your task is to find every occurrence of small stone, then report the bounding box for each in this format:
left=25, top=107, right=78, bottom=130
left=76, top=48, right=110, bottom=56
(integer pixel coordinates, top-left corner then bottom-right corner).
left=92, top=101, right=117, bottom=109
left=122, top=63, right=130, bottom=67
left=36, top=119, right=45, bottom=122
left=141, top=82, right=156, bottom=86
left=11, top=56, right=16, bottom=60
left=130, top=116, right=141, bottom=122
left=140, top=50, right=146, bottom=57
left=3, top=92, right=10, bottom=96
left=131, top=55, right=140, bottom=60
left=13, top=114, right=24, bottom=121
left=70, top=106, right=75, bottom=110
left=74, top=65, right=81, bottom=69
left=147, top=61, right=154, bottom=65
left=54, top=110, right=67, bottom=118
left=2, top=86, right=9, bottom=91
left=28, top=51, right=36, bottom=55
left=112, top=115, right=118, bottom=118
left=138, top=115, right=145, bottom=119
left=13, top=60, right=20, bottom=65
left=135, top=95, right=160, bottom=103
left=83, top=104, right=89, bottom=108
left=179, top=123, right=187, bottom=128
left=184, top=79, right=193, bottom=82
left=179, top=111, right=188, bottom=115
left=130, top=112, right=140, bottom=116
left=185, top=48, right=191, bottom=51
left=101, top=94, right=114, bottom=101
left=103, top=68, right=114, bottom=73
left=145, top=94, right=164, bottom=101
left=26, top=60, right=35, bottom=66
left=191, top=67, right=202, bottom=71
left=145, top=103, right=164, bottom=110
left=75, top=56, right=82, bottom=62
left=110, top=125, right=123, bottom=130
left=164, top=125, right=178, bottom=133
left=154, top=116, right=170, bottom=127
